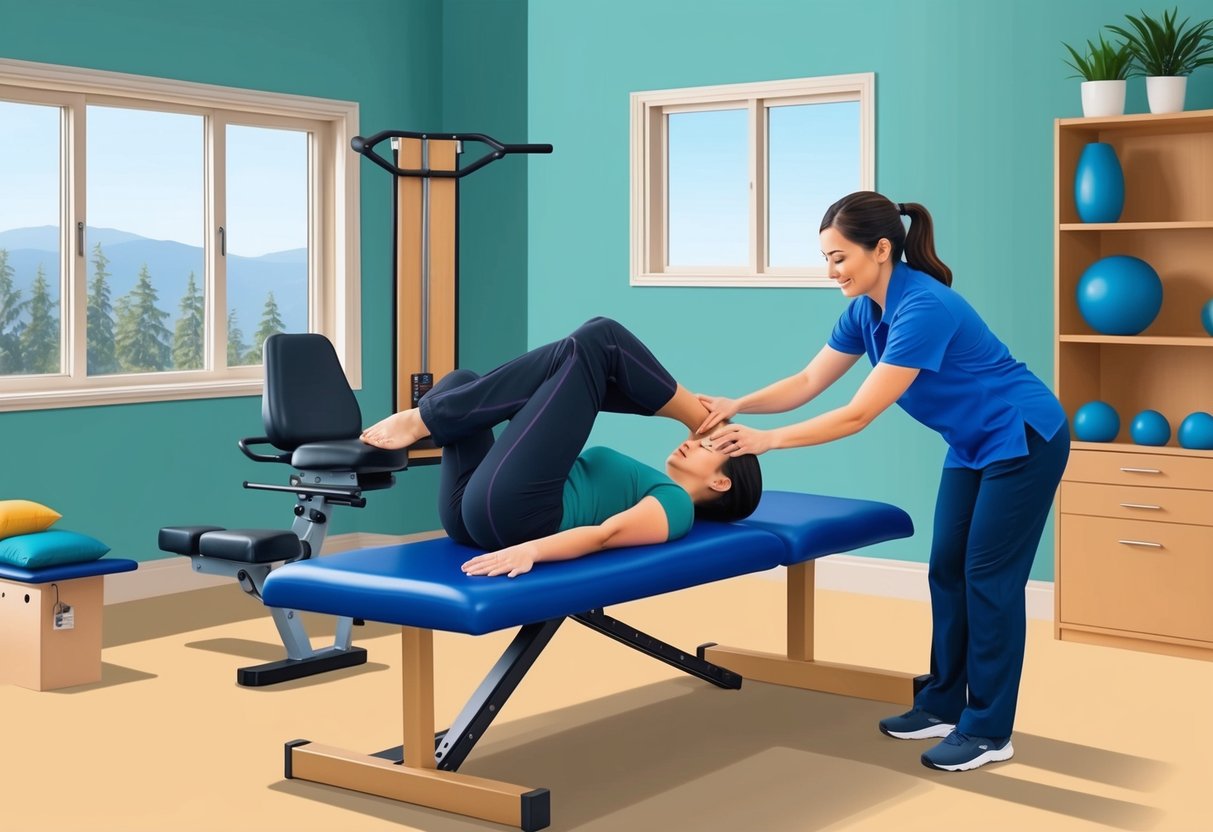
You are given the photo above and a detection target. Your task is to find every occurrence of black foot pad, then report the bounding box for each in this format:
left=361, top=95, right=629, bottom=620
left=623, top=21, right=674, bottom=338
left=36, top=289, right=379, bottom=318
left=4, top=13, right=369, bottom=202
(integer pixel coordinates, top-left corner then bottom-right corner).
left=237, top=647, right=368, bottom=687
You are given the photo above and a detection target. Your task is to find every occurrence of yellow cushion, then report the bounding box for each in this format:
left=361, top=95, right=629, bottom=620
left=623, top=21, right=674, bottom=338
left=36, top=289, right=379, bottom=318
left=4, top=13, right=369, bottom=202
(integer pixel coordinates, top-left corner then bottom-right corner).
left=0, top=500, right=62, bottom=540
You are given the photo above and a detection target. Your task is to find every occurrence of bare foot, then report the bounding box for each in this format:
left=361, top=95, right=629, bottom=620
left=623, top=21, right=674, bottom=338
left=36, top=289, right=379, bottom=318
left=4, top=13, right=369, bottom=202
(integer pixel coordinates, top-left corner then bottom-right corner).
left=360, top=408, right=429, bottom=450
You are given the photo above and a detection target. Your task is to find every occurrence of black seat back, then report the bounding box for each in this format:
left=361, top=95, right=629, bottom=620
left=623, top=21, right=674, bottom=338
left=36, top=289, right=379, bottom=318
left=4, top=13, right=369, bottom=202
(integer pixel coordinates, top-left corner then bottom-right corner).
left=262, top=333, right=362, bottom=451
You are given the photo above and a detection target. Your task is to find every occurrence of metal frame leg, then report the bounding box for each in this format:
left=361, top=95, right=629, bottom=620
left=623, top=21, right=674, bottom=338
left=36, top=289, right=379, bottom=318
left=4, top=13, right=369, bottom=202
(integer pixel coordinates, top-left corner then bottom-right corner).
left=572, top=608, right=741, bottom=689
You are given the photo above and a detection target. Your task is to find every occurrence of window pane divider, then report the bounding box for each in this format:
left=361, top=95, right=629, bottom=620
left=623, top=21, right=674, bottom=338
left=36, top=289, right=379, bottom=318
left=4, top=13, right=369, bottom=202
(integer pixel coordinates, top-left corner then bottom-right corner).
left=209, top=110, right=228, bottom=372
left=750, top=98, right=765, bottom=276
left=67, top=94, right=86, bottom=380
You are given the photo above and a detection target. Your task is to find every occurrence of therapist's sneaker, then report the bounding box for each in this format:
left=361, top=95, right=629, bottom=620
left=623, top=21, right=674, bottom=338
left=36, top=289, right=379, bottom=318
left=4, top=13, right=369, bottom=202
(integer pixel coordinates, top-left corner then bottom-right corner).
left=878, top=707, right=956, bottom=740
left=921, top=730, right=1014, bottom=771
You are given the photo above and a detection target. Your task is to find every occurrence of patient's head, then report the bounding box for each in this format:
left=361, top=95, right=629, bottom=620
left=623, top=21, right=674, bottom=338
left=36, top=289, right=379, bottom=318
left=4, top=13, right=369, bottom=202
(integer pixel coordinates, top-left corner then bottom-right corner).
left=666, top=438, right=763, bottom=522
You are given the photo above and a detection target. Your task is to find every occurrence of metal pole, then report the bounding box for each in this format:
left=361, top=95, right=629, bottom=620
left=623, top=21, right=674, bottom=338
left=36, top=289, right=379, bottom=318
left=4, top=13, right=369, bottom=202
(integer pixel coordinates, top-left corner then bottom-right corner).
left=419, top=137, right=430, bottom=374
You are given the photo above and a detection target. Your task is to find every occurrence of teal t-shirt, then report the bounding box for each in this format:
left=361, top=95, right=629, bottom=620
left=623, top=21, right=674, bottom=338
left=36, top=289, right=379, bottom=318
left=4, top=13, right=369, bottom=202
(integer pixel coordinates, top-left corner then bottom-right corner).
left=559, top=446, right=695, bottom=541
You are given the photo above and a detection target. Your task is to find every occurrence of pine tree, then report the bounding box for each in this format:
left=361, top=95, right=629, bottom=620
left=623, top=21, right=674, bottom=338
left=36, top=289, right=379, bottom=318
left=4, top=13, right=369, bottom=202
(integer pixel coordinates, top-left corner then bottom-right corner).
left=20, top=263, right=59, bottom=374
left=0, top=248, right=28, bottom=374
left=115, top=264, right=171, bottom=372
left=227, top=308, right=247, bottom=367
left=172, top=271, right=204, bottom=370
left=87, top=242, right=117, bottom=375
left=244, top=291, right=286, bottom=365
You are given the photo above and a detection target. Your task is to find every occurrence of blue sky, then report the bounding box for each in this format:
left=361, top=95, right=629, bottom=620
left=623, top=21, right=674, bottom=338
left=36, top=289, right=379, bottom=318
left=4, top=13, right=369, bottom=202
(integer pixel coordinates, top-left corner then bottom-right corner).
left=0, top=100, right=307, bottom=258
left=666, top=100, right=860, bottom=269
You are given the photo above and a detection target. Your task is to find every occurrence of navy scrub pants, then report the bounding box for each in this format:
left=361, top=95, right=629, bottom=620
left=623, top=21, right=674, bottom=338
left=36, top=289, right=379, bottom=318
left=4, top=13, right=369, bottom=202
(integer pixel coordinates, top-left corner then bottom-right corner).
left=417, top=317, right=678, bottom=551
left=914, top=423, right=1070, bottom=739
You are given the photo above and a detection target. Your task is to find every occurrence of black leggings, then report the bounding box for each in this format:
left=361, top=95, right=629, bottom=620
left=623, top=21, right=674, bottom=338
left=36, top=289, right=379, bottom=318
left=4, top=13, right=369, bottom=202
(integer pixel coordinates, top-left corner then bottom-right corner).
left=419, top=317, right=678, bottom=550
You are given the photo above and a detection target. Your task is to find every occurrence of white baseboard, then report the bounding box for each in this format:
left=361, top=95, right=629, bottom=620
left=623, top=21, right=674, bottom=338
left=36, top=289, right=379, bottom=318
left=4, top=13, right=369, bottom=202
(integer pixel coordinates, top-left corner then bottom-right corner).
left=103, top=530, right=445, bottom=605
left=105, top=534, right=1055, bottom=621
left=772, top=555, right=1055, bottom=621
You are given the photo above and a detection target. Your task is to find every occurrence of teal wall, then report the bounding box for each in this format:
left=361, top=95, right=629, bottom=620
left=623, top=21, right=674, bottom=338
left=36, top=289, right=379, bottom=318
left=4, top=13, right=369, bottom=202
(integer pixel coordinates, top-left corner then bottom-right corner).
left=443, top=0, right=530, bottom=372
left=525, top=0, right=1213, bottom=581
left=4, top=1, right=1211, bottom=580
left=0, top=0, right=527, bottom=561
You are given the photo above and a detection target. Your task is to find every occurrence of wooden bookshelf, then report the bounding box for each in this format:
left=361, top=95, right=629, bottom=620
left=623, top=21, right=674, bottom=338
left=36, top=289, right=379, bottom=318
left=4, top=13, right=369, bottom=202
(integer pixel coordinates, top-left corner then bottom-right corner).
left=1054, top=110, right=1213, bottom=662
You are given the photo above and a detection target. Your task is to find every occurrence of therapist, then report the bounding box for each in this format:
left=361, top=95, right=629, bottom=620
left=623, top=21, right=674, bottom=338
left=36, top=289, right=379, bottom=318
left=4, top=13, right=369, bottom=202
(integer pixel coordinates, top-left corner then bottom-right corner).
left=699, top=191, right=1069, bottom=772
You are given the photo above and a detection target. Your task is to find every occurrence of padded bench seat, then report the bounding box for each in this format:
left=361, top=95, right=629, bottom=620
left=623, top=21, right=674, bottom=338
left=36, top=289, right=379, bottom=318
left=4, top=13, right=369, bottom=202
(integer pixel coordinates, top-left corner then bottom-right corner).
left=261, top=491, right=912, bottom=635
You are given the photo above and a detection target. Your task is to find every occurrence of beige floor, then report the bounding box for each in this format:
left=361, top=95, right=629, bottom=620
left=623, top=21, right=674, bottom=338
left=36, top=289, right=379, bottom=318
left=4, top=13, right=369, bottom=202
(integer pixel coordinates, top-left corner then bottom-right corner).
left=1, top=575, right=1208, bottom=832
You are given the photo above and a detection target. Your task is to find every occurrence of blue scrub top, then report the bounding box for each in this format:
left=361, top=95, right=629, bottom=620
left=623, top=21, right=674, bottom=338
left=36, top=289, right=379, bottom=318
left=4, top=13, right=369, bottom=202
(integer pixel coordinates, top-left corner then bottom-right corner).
left=828, top=262, right=1065, bottom=469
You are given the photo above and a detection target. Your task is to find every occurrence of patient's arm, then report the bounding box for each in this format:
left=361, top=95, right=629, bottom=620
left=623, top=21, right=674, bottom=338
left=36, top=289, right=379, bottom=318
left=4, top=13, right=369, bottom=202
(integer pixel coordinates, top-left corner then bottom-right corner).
left=461, top=497, right=669, bottom=578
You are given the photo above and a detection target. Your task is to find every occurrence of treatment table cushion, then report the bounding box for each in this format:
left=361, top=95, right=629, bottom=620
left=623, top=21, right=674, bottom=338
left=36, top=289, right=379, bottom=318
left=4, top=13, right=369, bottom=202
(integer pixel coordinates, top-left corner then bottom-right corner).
left=260, top=491, right=912, bottom=636
left=0, top=557, right=138, bottom=584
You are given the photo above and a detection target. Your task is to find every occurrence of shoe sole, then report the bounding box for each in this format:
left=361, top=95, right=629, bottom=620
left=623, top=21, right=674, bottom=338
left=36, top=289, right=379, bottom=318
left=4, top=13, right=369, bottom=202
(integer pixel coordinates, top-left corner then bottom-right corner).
left=879, top=722, right=956, bottom=740
left=921, top=742, right=1015, bottom=771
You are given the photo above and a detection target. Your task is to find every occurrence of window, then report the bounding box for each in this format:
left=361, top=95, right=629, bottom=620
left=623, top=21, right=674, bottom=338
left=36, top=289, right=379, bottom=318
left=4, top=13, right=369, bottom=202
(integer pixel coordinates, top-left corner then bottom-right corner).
left=0, top=58, right=360, bottom=410
left=631, top=73, right=874, bottom=287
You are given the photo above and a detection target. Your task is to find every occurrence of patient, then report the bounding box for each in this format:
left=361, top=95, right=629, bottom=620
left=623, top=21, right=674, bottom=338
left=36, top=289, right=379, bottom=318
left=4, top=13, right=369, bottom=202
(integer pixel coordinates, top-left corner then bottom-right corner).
left=361, top=317, right=762, bottom=578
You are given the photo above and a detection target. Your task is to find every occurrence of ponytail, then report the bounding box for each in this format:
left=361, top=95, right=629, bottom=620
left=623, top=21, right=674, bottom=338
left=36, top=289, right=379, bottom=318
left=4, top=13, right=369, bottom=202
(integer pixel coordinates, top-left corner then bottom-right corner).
left=899, top=202, right=953, bottom=287
left=821, top=193, right=952, bottom=287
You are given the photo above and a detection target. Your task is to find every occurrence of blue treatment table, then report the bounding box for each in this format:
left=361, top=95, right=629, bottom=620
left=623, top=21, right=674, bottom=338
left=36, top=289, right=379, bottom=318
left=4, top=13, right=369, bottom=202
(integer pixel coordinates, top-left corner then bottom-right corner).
left=261, top=491, right=920, bottom=830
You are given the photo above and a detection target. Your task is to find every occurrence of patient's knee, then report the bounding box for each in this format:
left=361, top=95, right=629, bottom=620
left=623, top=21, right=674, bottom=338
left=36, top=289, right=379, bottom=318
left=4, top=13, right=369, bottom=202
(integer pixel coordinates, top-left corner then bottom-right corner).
left=577, top=316, right=619, bottom=337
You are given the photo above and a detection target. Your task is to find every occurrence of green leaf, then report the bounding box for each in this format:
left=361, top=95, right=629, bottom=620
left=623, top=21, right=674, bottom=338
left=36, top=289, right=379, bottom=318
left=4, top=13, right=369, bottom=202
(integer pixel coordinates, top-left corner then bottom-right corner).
left=1107, top=8, right=1213, bottom=76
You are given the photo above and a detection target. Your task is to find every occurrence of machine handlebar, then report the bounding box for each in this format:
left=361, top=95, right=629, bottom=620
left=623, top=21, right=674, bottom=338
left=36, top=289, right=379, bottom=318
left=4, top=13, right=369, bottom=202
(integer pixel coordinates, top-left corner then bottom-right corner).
left=350, top=130, right=552, bottom=179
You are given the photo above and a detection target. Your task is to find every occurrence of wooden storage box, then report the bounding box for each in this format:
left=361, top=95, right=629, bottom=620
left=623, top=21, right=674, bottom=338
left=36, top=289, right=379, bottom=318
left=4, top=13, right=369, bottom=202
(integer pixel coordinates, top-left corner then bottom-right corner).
left=0, top=559, right=137, bottom=690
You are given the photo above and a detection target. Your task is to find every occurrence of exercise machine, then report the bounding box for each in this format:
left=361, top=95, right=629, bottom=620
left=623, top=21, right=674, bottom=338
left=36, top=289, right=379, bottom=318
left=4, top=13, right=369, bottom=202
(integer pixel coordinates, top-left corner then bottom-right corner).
left=158, top=333, right=406, bottom=686
left=351, top=129, right=552, bottom=462
left=157, top=130, right=549, bottom=685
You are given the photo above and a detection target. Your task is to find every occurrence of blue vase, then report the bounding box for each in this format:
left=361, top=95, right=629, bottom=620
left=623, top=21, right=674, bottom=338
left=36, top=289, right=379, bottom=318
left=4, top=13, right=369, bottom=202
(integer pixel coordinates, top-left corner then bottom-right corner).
left=1074, top=142, right=1124, bottom=223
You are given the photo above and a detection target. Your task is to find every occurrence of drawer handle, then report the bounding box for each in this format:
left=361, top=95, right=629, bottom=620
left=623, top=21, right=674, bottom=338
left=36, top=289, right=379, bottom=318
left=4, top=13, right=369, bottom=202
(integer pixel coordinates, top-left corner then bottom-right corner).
left=1117, top=539, right=1164, bottom=549
left=1118, top=502, right=1162, bottom=511
left=1119, top=467, right=1162, bottom=474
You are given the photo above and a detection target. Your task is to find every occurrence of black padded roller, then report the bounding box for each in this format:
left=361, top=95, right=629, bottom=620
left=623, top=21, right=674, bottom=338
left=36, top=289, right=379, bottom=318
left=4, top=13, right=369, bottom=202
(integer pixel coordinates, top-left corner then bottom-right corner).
left=197, top=529, right=303, bottom=564
left=158, top=525, right=226, bottom=556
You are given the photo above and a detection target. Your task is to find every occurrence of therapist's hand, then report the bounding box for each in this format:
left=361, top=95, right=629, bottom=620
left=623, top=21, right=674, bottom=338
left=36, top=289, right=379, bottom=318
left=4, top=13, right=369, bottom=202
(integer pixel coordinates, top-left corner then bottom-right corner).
left=696, top=394, right=740, bottom=434
left=710, top=423, right=775, bottom=457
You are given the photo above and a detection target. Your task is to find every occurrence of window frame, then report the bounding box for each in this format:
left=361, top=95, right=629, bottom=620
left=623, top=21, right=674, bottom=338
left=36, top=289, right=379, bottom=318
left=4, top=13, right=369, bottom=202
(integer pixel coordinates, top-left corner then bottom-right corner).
left=630, top=73, right=874, bottom=288
left=0, top=57, right=360, bottom=411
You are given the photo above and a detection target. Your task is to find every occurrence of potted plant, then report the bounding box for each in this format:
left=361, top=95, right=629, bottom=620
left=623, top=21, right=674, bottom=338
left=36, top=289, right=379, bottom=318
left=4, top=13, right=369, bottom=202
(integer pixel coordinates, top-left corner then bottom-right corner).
left=1108, top=7, right=1213, bottom=113
left=1063, top=33, right=1134, bottom=116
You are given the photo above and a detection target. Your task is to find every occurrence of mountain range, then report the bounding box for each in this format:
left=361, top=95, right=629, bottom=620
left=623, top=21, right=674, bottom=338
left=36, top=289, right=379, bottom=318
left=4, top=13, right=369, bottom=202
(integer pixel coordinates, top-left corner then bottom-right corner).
left=0, top=226, right=306, bottom=335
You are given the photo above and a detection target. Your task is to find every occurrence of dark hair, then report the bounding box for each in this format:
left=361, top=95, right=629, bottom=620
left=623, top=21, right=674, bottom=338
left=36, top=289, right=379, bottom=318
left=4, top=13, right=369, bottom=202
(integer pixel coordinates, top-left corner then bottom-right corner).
left=694, top=453, right=763, bottom=522
left=819, top=192, right=953, bottom=287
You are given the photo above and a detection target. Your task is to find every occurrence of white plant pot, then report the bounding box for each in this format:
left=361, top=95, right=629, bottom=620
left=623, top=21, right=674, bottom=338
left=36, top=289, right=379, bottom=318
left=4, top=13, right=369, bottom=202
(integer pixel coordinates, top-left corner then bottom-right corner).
left=1146, top=76, right=1187, bottom=113
left=1080, top=80, right=1126, bottom=117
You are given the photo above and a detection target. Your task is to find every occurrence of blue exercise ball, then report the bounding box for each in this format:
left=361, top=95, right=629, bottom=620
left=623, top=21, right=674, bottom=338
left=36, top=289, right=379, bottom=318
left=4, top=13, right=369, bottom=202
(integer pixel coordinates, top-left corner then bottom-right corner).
left=1202, top=298, right=1213, bottom=337
left=1130, top=410, right=1171, bottom=446
left=1076, top=256, right=1163, bottom=336
left=1074, top=142, right=1125, bottom=223
left=1178, top=412, right=1213, bottom=450
left=1073, top=400, right=1120, bottom=442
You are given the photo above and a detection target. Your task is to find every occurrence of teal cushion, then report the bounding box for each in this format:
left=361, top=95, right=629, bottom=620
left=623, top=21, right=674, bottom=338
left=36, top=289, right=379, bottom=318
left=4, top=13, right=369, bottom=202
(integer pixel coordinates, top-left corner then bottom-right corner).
left=0, top=530, right=110, bottom=569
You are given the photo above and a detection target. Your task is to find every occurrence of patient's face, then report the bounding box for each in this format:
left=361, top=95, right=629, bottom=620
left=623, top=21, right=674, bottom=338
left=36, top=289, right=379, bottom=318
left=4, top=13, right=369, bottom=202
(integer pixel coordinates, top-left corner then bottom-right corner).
left=665, top=437, right=729, bottom=486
